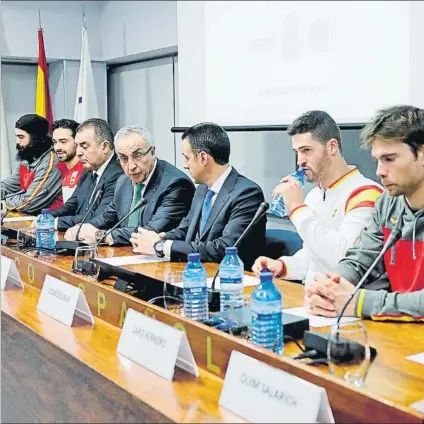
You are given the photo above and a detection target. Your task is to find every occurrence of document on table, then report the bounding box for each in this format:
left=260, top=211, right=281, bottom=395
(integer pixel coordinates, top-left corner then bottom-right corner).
left=2, top=216, right=36, bottom=222
left=172, top=274, right=259, bottom=289
left=406, top=352, right=424, bottom=365
left=284, top=306, right=361, bottom=328
left=98, top=255, right=169, bottom=266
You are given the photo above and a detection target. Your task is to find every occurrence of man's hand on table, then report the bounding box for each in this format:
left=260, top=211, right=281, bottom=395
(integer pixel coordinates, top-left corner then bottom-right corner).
left=130, top=228, right=165, bottom=255
left=305, top=272, right=357, bottom=317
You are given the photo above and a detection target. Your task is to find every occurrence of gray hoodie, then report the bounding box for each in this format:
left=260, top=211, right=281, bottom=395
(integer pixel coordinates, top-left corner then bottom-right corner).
left=336, top=192, right=424, bottom=321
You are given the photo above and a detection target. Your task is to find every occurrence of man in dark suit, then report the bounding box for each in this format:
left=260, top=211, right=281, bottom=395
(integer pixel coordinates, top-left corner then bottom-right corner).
left=51, top=118, right=123, bottom=232
left=130, top=122, right=266, bottom=268
left=73, top=125, right=195, bottom=245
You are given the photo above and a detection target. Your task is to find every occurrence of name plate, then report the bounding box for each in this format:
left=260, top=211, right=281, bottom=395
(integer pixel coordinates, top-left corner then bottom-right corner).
left=37, top=275, right=94, bottom=327
left=117, top=308, right=199, bottom=381
left=219, top=350, right=334, bottom=423
left=1, top=255, right=24, bottom=291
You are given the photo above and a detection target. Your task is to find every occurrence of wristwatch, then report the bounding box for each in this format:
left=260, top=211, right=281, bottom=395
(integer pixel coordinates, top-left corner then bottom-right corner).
left=154, top=240, right=165, bottom=258
left=95, top=230, right=106, bottom=243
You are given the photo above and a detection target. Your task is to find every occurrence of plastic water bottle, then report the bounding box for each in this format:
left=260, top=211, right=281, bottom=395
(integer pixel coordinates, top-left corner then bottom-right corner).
left=270, top=168, right=305, bottom=217
left=183, top=253, right=209, bottom=321
left=35, top=209, right=56, bottom=253
left=251, top=271, right=283, bottom=354
left=219, top=247, right=245, bottom=311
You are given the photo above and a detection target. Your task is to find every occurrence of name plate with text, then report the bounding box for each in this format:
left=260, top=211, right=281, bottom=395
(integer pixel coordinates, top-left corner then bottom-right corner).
left=37, top=275, right=94, bottom=327
left=1, top=255, right=24, bottom=291
left=219, top=350, right=334, bottom=423
left=117, top=308, right=199, bottom=381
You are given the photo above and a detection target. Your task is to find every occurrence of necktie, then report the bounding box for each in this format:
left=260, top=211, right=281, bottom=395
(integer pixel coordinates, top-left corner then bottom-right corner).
left=200, top=189, right=214, bottom=234
left=128, top=183, right=144, bottom=228
left=88, top=172, right=100, bottom=203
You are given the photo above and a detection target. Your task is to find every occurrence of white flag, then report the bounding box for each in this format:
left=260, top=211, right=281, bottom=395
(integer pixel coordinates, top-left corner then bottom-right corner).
left=74, top=25, right=99, bottom=122
left=1, top=94, right=12, bottom=179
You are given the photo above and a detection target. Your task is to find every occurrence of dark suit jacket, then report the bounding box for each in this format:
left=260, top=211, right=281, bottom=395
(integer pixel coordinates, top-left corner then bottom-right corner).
left=165, top=167, right=266, bottom=268
left=88, top=159, right=195, bottom=245
left=51, top=155, right=124, bottom=230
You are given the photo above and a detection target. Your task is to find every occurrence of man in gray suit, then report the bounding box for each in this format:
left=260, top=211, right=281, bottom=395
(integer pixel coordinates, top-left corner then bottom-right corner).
left=130, top=122, right=266, bottom=268
left=73, top=125, right=195, bottom=245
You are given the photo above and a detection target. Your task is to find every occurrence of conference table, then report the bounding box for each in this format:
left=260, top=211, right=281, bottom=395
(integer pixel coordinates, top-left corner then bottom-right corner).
left=1, top=217, right=424, bottom=423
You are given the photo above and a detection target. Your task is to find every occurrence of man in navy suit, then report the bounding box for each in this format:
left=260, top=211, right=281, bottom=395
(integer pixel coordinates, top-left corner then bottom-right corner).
left=130, top=122, right=266, bottom=268
left=51, top=118, right=123, bottom=231
left=72, top=125, right=195, bottom=245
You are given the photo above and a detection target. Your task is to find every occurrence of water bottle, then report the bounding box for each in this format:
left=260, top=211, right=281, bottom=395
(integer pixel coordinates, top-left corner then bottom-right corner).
left=219, top=247, right=245, bottom=311
left=270, top=168, right=305, bottom=217
left=251, top=271, right=283, bottom=354
left=183, top=253, right=209, bottom=321
left=35, top=208, right=56, bottom=253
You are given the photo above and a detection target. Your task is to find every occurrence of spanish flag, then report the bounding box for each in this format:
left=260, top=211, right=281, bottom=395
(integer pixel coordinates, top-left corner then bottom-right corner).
left=35, top=28, right=53, bottom=133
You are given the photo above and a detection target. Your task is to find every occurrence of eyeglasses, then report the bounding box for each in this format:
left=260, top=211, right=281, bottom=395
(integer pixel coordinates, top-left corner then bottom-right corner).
left=117, top=146, right=153, bottom=166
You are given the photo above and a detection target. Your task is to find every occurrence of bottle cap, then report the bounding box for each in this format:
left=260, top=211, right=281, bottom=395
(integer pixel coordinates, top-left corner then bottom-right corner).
left=225, top=247, right=237, bottom=255
left=187, top=253, right=200, bottom=262
left=41, top=208, right=50, bottom=214
left=260, top=271, right=273, bottom=282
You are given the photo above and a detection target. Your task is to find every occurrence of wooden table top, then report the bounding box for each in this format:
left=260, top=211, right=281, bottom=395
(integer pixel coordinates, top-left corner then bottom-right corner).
left=1, top=219, right=424, bottom=423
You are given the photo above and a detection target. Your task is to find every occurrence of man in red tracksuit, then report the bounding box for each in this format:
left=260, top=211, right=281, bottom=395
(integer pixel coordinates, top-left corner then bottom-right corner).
left=1, top=114, right=63, bottom=214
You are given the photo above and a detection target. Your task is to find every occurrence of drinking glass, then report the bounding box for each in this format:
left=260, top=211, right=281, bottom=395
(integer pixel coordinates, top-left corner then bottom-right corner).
left=148, top=270, right=184, bottom=316
left=327, top=322, right=371, bottom=387
left=72, top=245, right=100, bottom=280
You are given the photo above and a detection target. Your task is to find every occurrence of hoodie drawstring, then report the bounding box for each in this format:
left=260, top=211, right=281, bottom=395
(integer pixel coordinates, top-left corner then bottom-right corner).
left=412, top=217, right=418, bottom=260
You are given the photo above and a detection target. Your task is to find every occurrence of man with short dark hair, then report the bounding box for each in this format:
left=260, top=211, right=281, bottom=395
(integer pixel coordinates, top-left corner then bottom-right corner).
left=130, top=122, right=266, bottom=268
left=51, top=118, right=123, bottom=231
left=307, top=105, right=424, bottom=321
left=252, top=110, right=382, bottom=284
left=52, top=119, right=84, bottom=202
left=1, top=113, right=63, bottom=214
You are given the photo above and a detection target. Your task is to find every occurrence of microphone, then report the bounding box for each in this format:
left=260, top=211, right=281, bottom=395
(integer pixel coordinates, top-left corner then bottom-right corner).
left=95, top=198, right=147, bottom=248
left=55, top=189, right=104, bottom=254
left=70, top=199, right=147, bottom=278
left=1, top=188, right=48, bottom=226
left=75, top=189, right=103, bottom=241
left=303, top=218, right=404, bottom=362
left=208, top=201, right=269, bottom=311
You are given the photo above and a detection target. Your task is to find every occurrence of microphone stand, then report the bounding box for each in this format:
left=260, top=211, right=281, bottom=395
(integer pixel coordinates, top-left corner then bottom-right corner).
left=55, top=189, right=103, bottom=254
left=303, top=220, right=403, bottom=362
left=208, top=202, right=269, bottom=311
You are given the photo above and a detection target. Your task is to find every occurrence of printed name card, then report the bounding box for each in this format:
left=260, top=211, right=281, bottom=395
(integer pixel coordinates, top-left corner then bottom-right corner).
left=1, top=255, right=24, bottom=291
left=37, top=275, right=94, bottom=327
left=117, top=308, right=199, bottom=381
left=219, top=350, right=335, bottom=423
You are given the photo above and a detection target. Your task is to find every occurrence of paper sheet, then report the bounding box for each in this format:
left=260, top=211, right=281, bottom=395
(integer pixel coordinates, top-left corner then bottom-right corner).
left=410, top=399, right=424, bottom=414
left=172, top=274, right=259, bottom=289
left=284, top=306, right=361, bottom=328
left=406, top=352, right=424, bottom=366
left=98, top=255, right=169, bottom=266
left=2, top=216, right=36, bottom=222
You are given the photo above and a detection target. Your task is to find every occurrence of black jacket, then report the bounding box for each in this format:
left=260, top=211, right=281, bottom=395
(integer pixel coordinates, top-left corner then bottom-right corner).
left=165, top=167, right=266, bottom=268
left=88, top=159, right=195, bottom=245
left=51, top=155, right=123, bottom=230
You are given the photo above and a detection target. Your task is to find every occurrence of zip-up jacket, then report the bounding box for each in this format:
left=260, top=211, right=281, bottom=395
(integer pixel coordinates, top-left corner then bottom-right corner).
left=279, top=167, right=383, bottom=284
left=337, top=192, right=424, bottom=321
left=1, top=149, right=63, bottom=214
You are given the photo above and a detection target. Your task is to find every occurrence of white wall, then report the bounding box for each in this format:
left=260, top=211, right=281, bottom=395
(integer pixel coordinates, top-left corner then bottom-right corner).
left=0, top=0, right=103, bottom=61
left=100, top=1, right=177, bottom=61
left=1, top=64, right=38, bottom=168
left=108, top=57, right=176, bottom=165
